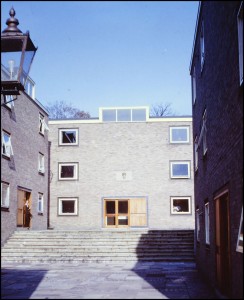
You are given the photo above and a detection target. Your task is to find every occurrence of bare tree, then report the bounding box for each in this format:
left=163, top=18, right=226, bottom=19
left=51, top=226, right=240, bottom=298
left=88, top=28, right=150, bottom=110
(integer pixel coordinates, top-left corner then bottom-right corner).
left=150, top=102, right=174, bottom=117
left=46, top=100, right=90, bottom=119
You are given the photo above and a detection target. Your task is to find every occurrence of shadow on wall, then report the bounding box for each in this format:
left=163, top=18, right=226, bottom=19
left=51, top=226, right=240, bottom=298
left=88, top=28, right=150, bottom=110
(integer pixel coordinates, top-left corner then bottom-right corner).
left=1, top=268, right=47, bottom=299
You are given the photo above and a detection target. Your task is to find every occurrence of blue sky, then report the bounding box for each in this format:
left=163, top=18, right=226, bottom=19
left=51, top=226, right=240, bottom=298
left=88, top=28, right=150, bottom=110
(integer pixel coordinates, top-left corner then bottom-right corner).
left=1, top=1, right=199, bottom=117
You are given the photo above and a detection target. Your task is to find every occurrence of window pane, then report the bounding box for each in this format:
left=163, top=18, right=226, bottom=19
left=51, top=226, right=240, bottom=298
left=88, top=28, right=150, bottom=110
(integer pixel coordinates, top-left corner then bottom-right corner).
left=172, top=163, right=189, bottom=177
left=171, top=128, right=188, bottom=142
left=106, top=201, right=115, bottom=214
left=62, top=131, right=77, bottom=144
left=132, top=109, right=146, bottom=121
left=173, top=199, right=189, bottom=212
left=107, top=216, right=116, bottom=225
left=1, top=183, right=9, bottom=207
left=118, top=216, right=128, bottom=225
left=118, top=201, right=128, bottom=213
left=61, top=165, right=74, bottom=178
left=117, top=109, right=131, bottom=121
left=62, top=200, right=75, bottom=213
left=102, top=110, right=116, bottom=122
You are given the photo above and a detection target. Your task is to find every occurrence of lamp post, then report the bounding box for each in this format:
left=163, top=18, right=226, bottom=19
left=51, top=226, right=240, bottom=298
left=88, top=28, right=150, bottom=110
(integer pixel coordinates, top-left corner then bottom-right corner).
left=1, top=7, right=37, bottom=96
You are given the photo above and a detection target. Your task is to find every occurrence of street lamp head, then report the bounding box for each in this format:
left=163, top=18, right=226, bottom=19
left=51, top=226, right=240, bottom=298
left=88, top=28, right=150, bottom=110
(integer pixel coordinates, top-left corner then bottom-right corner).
left=1, top=7, right=38, bottom=95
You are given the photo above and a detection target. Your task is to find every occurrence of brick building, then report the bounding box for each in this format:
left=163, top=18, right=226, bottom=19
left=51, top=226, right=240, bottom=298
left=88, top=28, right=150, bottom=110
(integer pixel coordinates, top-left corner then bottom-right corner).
left=190, top=1, right=243, bottom=298
left=1, top=76, right=49, bottom=246
left=48, top=107, right=194, bottom=231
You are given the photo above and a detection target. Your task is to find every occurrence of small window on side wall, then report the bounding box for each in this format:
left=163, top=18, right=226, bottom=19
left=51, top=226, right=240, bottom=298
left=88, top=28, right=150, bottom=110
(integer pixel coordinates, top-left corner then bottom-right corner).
left=1, top=182, right=10, bottom=208
left=205, top=202, right=210, bottom=245
left=196, top=208, right=200, bottom=242
left=170, top=126, right=189, bottom=143
left=170, top=197, right=191, bottom=215
left=38, top=153, right=45, bottom=174
left=170, top=161, right=190, bottom=179
left=4, top=95, right=15, bottom=109
left=200, top=21, right=205, bottom=71
left=59, top=129, right=78, bottom=145
left=58, top=198, right=78, bottom=216
left=236, top=207, right=243, bottom=253
left=38, top=193, right=44, bottom=213
left=2, top=131, right=13, bottom=158
left=58, top=163, right=78, bottom=180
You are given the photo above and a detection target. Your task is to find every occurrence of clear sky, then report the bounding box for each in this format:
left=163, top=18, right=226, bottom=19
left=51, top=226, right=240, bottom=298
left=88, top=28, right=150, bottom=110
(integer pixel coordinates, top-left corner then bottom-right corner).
left=1, top=1, right=199, bottom=117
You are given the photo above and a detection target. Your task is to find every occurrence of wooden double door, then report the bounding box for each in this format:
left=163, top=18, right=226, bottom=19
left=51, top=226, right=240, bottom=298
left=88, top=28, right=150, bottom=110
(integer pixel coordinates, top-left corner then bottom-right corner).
left=104, top=198, right=147, bottom=228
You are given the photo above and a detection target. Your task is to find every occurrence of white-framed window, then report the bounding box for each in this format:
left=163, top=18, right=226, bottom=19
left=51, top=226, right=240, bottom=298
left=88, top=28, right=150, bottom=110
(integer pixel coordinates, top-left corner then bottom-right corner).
left=170, top=196, right=191, bottom=215
left=1, top=182, right=10, bottom=208
left=196, top=208, right=200, bottom=242
left=200, top=21, right=205, bottom=71
left=4, top=95, right=15, bottom=109
left=170, top=161, right=190, bottom=179
left=192, top=65, right=197, bottom=105
left=58, top=163, right=78, bottom=180
left=38, top=152, right=45, bottom=174
left=194, top=135, right=198, bottom=171
left=236, top=207, right=243, bottom=253
left=205, top=202, right=210, bottom=244
left=58, top=198, right=78, bottom=216
left=170, top=126, right=190, bottom=143
left=101, top=107, right=147, bottom=122
left=237, top=2, right=243, bottom=85
left=39, top=113, right=49, bottom=135
left=59, top=129, right=78, bottom=145
left=38, top=193, right=44, bottom=213
left=2, top=130, right=13, bottom=157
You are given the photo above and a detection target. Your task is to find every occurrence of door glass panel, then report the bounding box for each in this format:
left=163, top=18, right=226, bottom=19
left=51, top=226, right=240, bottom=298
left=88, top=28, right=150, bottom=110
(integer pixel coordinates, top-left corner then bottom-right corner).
left=107, top=216, right=116, bottom=225
left=118, top=201, right=128, bottom=213
left=106, top=201, right=115, bottom=214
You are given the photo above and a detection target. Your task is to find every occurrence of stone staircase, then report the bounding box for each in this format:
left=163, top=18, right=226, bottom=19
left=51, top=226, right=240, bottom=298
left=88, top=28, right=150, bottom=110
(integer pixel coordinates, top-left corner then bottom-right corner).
left=1, top=230, right=195, bottom=263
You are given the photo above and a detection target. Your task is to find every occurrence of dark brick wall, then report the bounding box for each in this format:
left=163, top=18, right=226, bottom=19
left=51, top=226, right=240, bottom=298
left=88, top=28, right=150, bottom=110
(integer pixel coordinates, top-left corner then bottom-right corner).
left=1, top=92, right=49, bottom=246
left=191, top=1, right=243, bottom=299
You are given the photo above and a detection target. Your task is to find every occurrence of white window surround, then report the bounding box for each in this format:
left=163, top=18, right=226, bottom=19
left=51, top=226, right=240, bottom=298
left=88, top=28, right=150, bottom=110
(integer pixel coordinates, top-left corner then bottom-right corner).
left=38, top=153, right=45, bottom=174
left=2, top=131, right=13, bottom=157
left=59, top=129, right=78, bottom=146
left=236, top=207, right=243, bottom=253
left=205, top=202, right=210, bottom=244
left=196, top=209, right=200, bottom=242
left=237, top=2, right=243, bottom=85
left=170, top=161, right=190, bottom=179
left=58, top=198, right=78, bottom=216
left=1, top=182, right=10, bottom=208
left=200, top=21, right=205, bottom=71
left=170, top=196, right=191, bottom=215
left=58, top=163, right=78, bottom=180
left=169, top=126, right=190, bottom=143
left=38, top=193, right=44, bottom=213
left=39, top=113, right=49, bottom=134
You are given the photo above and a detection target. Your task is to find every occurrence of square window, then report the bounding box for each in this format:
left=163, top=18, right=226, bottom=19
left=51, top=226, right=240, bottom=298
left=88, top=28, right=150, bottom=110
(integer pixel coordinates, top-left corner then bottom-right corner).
left=59, top=129, right=78, bottom=145
left=58, top=198, right=78, bottom=215
left=1, top=182, right=10, bottom=208
left=170, top=197, right=191, bottom=214
left=2, top=131, right=13, bottom=157
left=38, top=153, right=45, bottom=173
left=170, top=127, right=189, bottom=143
left=170, top=161, right=190, bottom=178
left=58, top=163, right=78, bottom=180
left=38, top=193, right=44, bottom=213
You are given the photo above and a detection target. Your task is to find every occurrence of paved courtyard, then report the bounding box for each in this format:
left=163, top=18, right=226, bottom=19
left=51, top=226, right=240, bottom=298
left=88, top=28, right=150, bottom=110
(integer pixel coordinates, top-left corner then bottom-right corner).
left=1, top=261, right=217, bottom=299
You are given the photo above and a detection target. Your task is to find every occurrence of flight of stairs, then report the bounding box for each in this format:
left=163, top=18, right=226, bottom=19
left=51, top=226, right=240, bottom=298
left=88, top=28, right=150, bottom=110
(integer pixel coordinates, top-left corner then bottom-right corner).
left=1, top=230, right=195, bottom=263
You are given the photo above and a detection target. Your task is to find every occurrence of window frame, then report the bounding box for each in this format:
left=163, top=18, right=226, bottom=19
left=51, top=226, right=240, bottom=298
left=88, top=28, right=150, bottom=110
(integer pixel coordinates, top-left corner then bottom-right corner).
left=58, top=162, right=79, bottom=181
left=170, top=161, right=191, bottom=179
left=1, top=182, right=10, bottom=208
left=192, top=65, right=197, bottom=105
left=38, top=152, right=45, bottom=174
left=170, top=196, right=192, bottom=215
left=58, top=197, right=78, bottom=216
left=101, top=108, right=147, bottom=122
left=169, top=126, right=190, bottom=144
left=59, top=128, right=79, bottom=146
left=4, top=95, right=15, bottom=109
left=205, top=202, right=210, bottom=245
left=236, top=207, right=243, bottom=253
left=196, top=208, right=200, bottom=242
left=194, top=135, right=199, bottom=172
left=2, top=130, right=13, bottom=158
left=202, top=109, right=207, bottom=155
left=38, top=193, right=44, bottom=213
left=237, top=2, right=243, bottom=85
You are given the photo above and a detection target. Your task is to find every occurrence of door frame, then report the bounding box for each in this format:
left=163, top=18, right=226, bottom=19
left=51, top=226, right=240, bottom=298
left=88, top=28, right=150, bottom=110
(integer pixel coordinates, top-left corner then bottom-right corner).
left=17, top=188, right=32, bottom=228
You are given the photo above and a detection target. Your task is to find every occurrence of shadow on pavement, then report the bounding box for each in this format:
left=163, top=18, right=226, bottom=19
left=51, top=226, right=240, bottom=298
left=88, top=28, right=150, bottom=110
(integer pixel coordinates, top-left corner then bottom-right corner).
left=1, top=267, right=47, bottom=299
